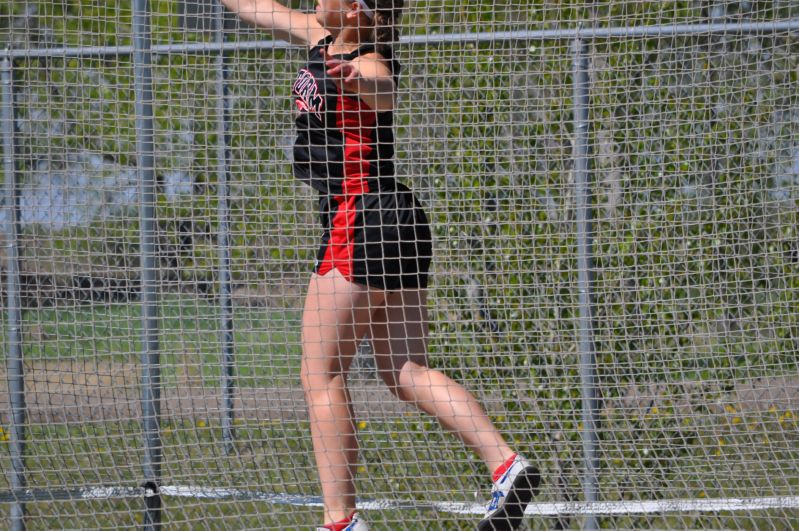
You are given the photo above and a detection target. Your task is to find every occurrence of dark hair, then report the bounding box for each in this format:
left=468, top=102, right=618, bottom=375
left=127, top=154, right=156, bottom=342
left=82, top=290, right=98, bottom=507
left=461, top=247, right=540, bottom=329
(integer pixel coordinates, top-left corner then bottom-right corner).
left=365, top=0, right=403, bottom=56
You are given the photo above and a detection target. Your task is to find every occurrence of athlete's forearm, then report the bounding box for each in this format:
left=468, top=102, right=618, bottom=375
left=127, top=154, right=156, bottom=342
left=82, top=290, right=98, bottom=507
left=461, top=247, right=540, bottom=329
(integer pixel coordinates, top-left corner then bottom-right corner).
left=220, top=0, right=279, bottom=26
left=220, top=0, right=325, bottom=45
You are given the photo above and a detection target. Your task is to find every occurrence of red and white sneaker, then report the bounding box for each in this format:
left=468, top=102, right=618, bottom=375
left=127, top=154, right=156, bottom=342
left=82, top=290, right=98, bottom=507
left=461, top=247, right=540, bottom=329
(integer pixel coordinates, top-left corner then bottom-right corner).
left=478, top=454, right=541, bottom=531
left=317, top=511, right=369, bottom=531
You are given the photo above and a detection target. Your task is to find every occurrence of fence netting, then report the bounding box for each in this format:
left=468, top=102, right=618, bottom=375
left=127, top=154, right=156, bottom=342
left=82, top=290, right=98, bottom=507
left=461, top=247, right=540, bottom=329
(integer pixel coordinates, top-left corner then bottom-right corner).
left=1, top=1, right=798, bottom=529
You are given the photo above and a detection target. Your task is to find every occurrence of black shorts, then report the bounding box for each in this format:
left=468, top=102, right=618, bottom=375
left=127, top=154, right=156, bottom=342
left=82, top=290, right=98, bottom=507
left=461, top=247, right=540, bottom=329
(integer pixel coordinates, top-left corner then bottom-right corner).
left=314, top=183, right=432, bottom=291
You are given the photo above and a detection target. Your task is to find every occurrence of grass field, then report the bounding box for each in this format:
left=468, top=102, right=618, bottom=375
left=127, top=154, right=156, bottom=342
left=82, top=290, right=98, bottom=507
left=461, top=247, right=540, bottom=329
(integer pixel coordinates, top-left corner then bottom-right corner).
left=1, top=295, right=798, bottom=529
left=15, top=293, right=302, bottom=388
left=5, top=416, right=794, bottom=529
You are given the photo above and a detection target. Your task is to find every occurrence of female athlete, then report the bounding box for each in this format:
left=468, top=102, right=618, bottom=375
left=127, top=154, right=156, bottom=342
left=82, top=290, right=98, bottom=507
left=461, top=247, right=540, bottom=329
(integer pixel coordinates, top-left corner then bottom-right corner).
left=220, top=0, right=540, bottom=528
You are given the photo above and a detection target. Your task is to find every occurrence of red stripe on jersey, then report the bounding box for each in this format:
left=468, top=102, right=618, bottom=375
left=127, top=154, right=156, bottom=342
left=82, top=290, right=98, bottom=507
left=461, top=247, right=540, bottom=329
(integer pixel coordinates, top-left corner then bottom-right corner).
left=336, top=94, right=376, bottom=195
left=317, top=94, right=376, bottom=279
left=317, top=194, right=358, bottom=281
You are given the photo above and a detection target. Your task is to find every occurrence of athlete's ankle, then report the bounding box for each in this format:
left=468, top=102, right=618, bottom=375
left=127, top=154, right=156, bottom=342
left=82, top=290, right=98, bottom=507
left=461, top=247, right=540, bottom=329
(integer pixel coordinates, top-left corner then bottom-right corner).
left=321, top=511, right=358, bottom=530
left=492, top=452, right=519, bottom=483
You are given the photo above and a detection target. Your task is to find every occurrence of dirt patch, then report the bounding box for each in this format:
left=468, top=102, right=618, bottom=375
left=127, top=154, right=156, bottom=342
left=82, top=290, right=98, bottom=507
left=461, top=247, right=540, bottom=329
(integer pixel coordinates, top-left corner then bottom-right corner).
left=0, top=359, right=416, bottom=425
left=609, top=375, right=799, bottom=418
left=2, top=359, right=796, bottom=426
left=728, top=375, right=799, bottom=412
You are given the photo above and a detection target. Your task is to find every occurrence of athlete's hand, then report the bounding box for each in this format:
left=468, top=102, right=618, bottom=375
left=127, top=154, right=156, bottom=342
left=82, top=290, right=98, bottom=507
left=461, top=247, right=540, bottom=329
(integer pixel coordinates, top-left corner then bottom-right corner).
left=319, top=49, right=396, bottom=111
left=321, top=49, right=361, bottom=85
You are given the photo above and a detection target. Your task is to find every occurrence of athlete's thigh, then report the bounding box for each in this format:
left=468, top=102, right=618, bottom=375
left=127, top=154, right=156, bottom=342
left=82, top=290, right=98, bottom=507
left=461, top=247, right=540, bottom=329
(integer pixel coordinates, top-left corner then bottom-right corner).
left=302, top=269, right=386, bottom=377
left=371, top=289, right=430, bottom=388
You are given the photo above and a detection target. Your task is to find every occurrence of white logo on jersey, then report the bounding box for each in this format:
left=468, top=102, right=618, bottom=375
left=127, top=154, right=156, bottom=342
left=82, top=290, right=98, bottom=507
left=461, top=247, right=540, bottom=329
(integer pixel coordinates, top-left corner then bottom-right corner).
left=293, top=68, right=324, bottom=120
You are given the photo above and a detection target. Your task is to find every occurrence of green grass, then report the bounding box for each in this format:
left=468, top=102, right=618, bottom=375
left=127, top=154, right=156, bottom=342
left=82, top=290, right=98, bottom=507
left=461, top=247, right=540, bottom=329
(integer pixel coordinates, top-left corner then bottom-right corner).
left=16, top=293, right=302, bottom=388
left=2, top=296, right=798, bottom=528
left=0, top=418, right=492, bottom=529
left=1, top=413, right=797, bottom=528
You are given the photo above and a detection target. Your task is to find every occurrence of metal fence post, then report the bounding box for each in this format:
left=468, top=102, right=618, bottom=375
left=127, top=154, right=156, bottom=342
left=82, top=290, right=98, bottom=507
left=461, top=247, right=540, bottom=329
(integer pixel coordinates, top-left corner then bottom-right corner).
left=214, top=0, right=236, bottom=455
left=2, top=49, right=27, bottom=531
left=132, top=0, right=162, bottom=528
left=572, top=33, right=600, bottom=530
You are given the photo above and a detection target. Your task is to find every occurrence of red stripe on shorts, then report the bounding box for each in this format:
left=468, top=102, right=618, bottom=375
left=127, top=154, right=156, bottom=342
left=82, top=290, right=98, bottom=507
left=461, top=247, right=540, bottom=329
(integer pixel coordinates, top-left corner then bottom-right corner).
left=317, top=194, right=358, bottom=281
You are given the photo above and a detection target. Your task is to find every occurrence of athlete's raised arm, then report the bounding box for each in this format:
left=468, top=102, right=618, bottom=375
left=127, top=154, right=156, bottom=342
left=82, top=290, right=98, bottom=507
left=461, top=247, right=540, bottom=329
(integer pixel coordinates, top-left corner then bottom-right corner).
left=220, top=0, right=329, bottom=46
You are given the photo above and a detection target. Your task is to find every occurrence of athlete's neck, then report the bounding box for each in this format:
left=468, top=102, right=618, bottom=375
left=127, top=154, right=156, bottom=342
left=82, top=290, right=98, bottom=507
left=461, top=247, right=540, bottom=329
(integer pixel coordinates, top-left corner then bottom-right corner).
left=326, top=26, right=371, bottom=55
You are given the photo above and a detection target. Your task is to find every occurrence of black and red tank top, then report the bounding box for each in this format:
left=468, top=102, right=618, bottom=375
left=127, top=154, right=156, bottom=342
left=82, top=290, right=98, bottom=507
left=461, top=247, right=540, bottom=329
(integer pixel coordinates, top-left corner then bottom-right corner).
left=292, top=35, right=400, bottom=195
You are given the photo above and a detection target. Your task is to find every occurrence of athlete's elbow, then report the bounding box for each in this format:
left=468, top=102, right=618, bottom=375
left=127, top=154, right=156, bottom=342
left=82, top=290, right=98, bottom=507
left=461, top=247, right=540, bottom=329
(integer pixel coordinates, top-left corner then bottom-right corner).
left=225, top=0, right=274, bottom=28
left=372, top=95, right=396, bottom=112
left=369, top=81, right=397, bottom=112
left=221, top=0, right=250, bottom=15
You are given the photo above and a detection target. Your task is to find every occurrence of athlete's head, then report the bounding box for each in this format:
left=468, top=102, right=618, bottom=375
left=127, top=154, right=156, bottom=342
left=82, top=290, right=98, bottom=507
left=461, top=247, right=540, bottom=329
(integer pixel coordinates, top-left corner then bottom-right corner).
left=315, top=0, right=403, bottom=48
left=314, top=0, right=350, bottom=31
left=363, top=0, right=403, bottom=49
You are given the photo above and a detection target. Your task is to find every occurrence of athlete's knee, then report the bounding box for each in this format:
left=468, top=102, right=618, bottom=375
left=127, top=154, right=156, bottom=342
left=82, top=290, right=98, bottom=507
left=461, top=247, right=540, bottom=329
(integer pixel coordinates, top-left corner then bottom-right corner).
left=380, top=374, right=411, bottom=402
left=302, top=381, right=348, bottom=414
left=392, top=383, right=417, bottom=404
left=374, top=358, right=420, bottom=402
left=391, top=361, right=431, bottom=404
left=301, top=366, right=342, bottom=396
left=380, top=378, right=414, bottom=404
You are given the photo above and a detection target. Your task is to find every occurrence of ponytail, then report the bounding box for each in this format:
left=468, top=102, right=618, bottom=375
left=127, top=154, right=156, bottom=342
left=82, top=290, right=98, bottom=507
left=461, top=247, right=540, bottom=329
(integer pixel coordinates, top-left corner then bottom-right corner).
left=365, top=0, right=403, bottom=57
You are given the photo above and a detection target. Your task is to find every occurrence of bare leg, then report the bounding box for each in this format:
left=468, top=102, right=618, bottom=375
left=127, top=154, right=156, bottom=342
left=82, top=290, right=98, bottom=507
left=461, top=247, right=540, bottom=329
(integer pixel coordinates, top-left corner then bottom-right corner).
left=370, top=289, right=514, bottom=474
left=301, top=269, right=385, bottom=524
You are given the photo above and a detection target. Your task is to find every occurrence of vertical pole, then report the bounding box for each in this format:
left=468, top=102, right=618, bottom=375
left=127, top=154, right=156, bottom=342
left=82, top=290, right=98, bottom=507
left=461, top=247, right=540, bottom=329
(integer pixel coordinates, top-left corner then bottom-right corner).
left=132, top=0, right=162, bottom=527
left=2, top=50, right=27, bottom=531
left=213, top=0, right=236, bottom=454
left=572, top=35, right=599, bottom=530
